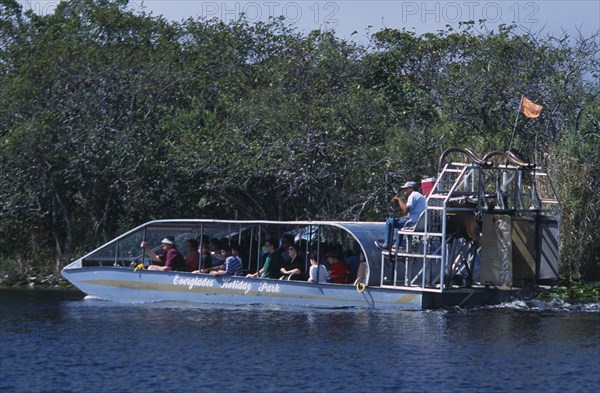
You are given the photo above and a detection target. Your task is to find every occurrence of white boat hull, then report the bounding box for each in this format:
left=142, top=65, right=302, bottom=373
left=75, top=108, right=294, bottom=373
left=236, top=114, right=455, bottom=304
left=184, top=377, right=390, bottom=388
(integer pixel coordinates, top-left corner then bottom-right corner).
left=62, top=267, right=424, bottom=309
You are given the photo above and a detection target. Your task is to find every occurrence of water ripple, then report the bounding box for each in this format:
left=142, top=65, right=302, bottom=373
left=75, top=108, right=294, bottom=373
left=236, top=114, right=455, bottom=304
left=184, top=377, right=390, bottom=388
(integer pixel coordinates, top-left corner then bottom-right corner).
left=1, top=288, right=599, bottom=392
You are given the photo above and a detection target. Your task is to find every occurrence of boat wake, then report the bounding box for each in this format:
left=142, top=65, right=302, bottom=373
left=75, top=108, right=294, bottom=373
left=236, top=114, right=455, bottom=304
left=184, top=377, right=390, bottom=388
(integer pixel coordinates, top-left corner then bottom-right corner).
left=83, top=295, right=108, bottom=301
left=480, top=298, right=600, bottom=313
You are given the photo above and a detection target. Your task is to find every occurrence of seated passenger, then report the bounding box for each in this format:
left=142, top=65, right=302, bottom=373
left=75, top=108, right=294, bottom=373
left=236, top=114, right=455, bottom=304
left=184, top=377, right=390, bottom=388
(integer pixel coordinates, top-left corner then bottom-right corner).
left=196, top=243, right=231, bottom=274
left=198, top=241, right=212, bottom=270
left=246, top=238, right=283, bottom=279
left=280, top=244, right=305, bottom=280
left=344, top=245, right=361, bottom=283
left=320, top=245, right=340, bottom=269
left=354, top=252, right=368, bottom=286
left=208, top=245, right=243, bottom=276
left=141, top=236, right=187, bottom=271
left=185, top=239, right=200, bottom=272
left=375, top=181, right=427, bottom=250
left=209, top=238, right=225, bottom=266
left=326, top=253, right=348, bottom=284
left=279, top=234, right=295, bottom=264
left=307, top=253, right=329, bottom=283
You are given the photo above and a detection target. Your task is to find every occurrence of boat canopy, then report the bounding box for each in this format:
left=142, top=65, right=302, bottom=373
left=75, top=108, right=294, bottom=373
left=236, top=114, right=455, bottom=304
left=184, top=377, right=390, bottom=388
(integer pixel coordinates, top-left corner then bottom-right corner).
left=69, top=219, right=386, bottom=286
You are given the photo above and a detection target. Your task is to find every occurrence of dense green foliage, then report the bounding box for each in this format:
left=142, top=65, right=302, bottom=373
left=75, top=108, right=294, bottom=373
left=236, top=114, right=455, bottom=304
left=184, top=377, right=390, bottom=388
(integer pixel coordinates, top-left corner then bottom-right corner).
left=1, top=0, right=598, bottom=280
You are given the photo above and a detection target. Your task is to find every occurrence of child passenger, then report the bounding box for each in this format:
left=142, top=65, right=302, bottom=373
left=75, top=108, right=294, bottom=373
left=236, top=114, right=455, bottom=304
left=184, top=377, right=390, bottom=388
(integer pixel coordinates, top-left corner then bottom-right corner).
left=326, top=253, right=348, bottom=284
left=307, top=253, right=329, bottom=283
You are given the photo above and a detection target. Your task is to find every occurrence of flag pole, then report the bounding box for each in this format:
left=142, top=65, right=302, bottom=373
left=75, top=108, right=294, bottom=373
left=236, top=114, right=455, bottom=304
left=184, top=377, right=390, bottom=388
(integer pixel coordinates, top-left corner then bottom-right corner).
left=508, top=95, right=523, bottom=151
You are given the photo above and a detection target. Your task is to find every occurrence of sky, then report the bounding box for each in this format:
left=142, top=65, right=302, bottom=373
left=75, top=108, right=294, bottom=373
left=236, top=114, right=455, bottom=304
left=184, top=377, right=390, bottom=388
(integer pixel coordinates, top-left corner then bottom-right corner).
left=19, top=0, right=600, bottom=41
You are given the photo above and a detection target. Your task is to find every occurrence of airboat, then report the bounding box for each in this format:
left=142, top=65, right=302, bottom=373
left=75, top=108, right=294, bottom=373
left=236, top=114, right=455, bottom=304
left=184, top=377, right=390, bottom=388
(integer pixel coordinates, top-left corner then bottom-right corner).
left=61, top=148, right=561, bottom=309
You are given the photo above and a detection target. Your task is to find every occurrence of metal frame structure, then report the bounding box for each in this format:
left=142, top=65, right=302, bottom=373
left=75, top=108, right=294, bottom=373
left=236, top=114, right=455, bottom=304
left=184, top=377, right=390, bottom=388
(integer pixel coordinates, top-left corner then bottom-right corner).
left=381, top=148, right=561, bottom=294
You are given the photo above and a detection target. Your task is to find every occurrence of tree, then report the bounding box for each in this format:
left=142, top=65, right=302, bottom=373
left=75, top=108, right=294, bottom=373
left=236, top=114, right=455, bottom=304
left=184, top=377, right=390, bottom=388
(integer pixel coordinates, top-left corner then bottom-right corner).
left=1, top=0, right=598, bottom=281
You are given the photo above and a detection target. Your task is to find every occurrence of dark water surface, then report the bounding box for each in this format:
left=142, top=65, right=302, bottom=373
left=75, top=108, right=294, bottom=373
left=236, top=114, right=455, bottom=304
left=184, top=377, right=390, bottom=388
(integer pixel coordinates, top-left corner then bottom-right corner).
left=1, top=288, right=599, bottom=393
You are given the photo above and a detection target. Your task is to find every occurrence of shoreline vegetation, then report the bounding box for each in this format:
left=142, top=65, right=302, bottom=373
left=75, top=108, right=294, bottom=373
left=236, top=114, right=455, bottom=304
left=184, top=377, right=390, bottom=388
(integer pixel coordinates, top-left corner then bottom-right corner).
left=1, top=0, right=598, bottom=284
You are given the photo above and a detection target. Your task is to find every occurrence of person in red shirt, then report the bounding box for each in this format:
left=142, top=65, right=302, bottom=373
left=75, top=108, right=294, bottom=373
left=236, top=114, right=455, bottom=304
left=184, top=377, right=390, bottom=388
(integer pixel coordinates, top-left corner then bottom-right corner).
left=326, top=253, right=348, bottom=284
left=140, top=236, right=187, bottom=271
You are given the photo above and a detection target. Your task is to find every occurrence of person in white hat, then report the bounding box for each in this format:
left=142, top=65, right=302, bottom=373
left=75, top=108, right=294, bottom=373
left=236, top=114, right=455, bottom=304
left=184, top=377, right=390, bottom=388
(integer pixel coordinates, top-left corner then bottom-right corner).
left=140, top=235, right=187, bottom=271
left=375, top=181, right=426, bottom=250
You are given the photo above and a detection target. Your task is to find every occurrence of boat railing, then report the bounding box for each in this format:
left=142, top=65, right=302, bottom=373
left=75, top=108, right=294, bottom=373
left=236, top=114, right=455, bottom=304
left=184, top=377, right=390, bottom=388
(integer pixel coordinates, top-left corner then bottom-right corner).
left=379, top=209, right=445, bottom=291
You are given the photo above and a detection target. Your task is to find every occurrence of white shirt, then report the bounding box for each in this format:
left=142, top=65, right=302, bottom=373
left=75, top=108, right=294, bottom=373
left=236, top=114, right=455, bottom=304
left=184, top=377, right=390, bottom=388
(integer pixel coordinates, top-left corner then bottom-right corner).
left=406, top=191, right=426, bottom=222
left=308, top=265, right=329, bottom=283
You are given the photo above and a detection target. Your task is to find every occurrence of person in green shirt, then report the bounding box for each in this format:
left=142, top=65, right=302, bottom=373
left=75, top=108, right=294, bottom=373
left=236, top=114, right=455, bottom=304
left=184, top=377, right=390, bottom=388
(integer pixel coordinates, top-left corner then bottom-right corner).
left=246, top=238, right=283, bottom=279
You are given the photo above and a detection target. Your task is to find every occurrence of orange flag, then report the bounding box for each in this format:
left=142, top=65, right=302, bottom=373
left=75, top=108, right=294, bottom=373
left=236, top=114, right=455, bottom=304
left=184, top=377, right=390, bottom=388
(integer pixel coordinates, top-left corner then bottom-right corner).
left=520, top=96, right=543, bottom=118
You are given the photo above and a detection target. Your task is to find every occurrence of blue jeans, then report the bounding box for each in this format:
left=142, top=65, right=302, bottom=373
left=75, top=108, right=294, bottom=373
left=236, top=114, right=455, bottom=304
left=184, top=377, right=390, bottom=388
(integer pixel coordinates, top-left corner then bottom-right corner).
left=385, top=217, right=410, bottom=246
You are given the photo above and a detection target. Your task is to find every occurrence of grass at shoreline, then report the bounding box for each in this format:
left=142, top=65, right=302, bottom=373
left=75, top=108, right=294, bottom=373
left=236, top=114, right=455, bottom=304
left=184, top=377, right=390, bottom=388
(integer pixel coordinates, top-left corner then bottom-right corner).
left=0, top=274, right=70, bottom=288
left=536, top=281, right=600, bottom=302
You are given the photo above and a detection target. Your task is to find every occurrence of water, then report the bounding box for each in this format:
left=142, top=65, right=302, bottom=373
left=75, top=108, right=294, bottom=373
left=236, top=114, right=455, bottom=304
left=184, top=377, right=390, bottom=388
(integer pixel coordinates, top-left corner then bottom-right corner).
left=1, top=288, right=598, bottom=393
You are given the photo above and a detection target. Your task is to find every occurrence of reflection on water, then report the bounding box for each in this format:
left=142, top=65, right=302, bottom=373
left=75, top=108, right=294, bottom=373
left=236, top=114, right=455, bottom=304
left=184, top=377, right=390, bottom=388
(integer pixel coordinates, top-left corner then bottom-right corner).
left=1, top=288, right=599, bottom=392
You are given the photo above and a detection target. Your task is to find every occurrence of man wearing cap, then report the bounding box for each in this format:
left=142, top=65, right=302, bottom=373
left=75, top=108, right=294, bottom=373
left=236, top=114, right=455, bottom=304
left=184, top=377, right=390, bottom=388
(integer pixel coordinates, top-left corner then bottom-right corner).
left=140, top=236, right=187, bottom=271
left=375, top=181, right=427, bottom=251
